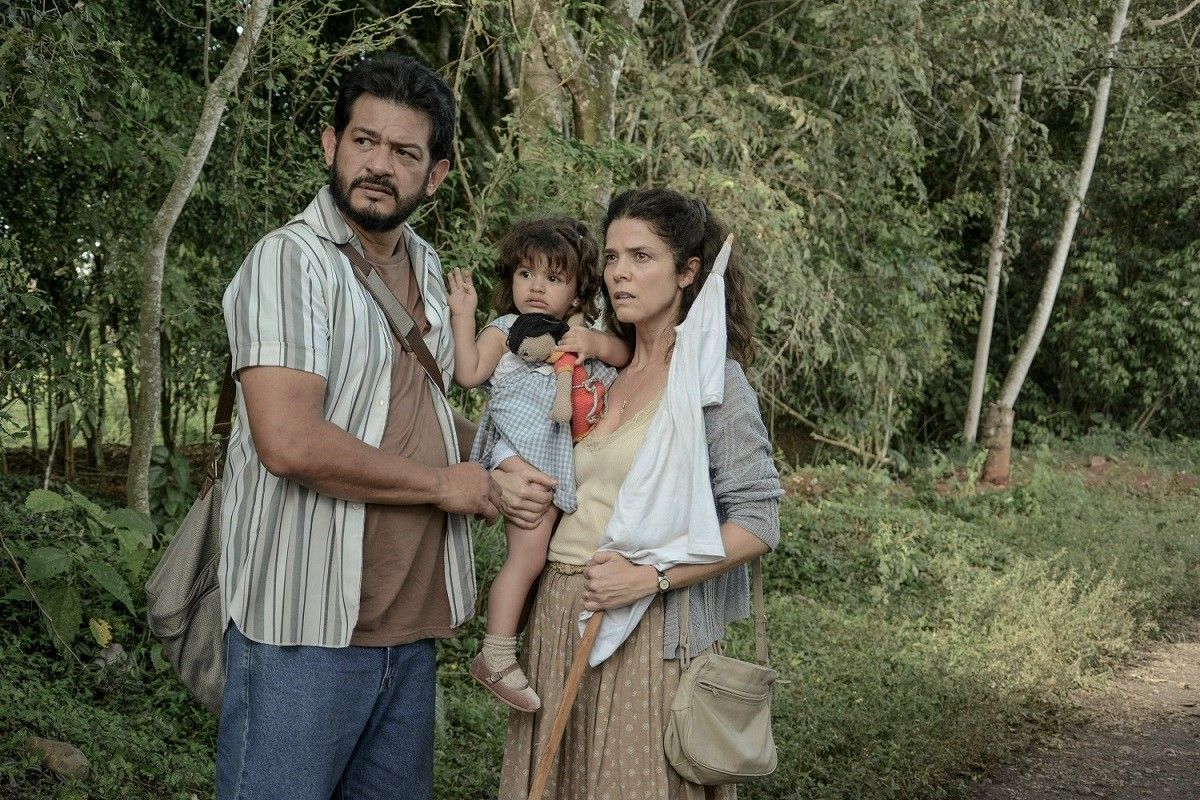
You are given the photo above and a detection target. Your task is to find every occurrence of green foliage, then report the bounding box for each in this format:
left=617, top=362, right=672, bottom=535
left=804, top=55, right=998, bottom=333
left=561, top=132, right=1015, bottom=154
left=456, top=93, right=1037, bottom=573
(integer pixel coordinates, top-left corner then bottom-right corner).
left=148, top=445, right=197, bottom=533
left=3, top=0, right=1199, bottom=464
left=4, top=439, right=1200, bottom=797
left=3, top=486, right=155, bottom=653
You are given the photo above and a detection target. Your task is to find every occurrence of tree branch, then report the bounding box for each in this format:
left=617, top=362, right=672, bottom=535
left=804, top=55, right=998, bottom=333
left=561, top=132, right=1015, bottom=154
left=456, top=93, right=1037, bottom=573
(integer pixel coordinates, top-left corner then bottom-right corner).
left=126, top=0, right=273, bottom=511
left=1147, top=0, right=1200, bottom=28
left=665, top=0, right=701, bottom=66
left=699, top=0, right=738, bottom=66
left=761, top=387, right=893, bottom=465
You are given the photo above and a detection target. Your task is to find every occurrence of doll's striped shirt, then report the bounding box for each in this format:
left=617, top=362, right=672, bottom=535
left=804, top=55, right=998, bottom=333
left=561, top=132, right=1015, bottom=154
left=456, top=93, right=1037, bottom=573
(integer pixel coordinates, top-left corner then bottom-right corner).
left=218, top=186, right=475, bottom=647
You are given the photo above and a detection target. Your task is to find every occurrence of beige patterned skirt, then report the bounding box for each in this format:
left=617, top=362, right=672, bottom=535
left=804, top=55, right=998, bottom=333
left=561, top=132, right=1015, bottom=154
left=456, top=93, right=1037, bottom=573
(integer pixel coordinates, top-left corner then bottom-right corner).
left=499, top=564, right=736, bottom=800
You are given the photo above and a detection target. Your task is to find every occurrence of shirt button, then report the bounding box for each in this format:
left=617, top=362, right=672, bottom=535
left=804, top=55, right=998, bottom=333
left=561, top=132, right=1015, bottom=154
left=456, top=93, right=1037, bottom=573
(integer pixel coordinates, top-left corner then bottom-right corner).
left=377, top=399, right=386, bottom=407
left=350, top=502, right=362, bottom=511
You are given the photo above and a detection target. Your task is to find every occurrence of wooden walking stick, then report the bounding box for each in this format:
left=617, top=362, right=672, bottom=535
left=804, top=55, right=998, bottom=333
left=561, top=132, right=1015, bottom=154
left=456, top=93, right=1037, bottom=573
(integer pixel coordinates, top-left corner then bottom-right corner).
left=527, top=610, right=605, bottom=800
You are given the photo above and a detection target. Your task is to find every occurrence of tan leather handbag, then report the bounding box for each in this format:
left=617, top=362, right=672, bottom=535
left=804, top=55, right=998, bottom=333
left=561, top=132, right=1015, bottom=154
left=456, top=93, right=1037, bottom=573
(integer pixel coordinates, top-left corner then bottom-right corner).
left=664, top=558, right=778, bottom=785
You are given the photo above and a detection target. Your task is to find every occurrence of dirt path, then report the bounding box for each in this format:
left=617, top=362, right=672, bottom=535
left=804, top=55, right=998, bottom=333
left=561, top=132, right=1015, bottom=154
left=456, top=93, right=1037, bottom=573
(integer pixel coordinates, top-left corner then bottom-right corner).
left=975, top=632, right=1200, bottom=799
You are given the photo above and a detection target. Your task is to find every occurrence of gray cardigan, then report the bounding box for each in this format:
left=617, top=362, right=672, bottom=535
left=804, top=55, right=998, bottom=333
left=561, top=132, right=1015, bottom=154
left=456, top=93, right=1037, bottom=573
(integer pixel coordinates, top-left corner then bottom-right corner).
left=661, top=359, right=783, bottom=659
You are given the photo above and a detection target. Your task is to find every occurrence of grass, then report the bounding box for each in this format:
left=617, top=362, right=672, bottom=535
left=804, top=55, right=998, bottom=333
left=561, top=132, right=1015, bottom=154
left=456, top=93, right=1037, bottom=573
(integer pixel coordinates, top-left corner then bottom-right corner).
left=2, top=437, right=1199, bottom=798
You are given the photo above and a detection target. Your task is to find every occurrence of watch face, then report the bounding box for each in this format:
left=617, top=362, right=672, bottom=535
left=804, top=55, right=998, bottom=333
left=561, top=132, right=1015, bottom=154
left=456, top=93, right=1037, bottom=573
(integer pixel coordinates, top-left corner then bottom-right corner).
left=658, top=576, right=670, bottom=591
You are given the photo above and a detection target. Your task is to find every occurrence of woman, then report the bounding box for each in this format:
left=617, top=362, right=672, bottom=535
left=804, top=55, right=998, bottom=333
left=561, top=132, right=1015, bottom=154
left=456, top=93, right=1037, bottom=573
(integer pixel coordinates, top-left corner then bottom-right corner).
left=499, top=189, right=783, bottom=800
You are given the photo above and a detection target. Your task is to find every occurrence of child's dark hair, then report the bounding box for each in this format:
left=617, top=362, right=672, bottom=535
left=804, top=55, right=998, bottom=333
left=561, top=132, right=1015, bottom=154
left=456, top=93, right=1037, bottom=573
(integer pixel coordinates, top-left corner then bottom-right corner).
left=506, top=313, right=570, bottom=353
left=602, top=189, right=756, bottom=365
left=493, top=217, right=601, bottom=322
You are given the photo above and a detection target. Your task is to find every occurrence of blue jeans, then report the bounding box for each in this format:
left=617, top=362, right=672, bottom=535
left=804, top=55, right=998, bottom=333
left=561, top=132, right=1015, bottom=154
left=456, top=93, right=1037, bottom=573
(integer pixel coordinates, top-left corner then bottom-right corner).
left=216, top=625, right=436, bottom=800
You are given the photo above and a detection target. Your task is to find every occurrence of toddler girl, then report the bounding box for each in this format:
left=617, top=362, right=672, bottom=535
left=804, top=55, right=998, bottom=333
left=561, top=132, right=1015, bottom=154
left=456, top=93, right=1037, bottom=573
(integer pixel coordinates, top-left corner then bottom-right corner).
left=448, top=216, right=629, bottom=712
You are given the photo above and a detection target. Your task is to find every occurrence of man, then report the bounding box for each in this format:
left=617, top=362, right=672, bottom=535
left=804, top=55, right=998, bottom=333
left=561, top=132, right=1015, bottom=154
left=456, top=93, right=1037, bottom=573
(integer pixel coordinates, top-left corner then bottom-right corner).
left=216, top=53, right=553, bottom=799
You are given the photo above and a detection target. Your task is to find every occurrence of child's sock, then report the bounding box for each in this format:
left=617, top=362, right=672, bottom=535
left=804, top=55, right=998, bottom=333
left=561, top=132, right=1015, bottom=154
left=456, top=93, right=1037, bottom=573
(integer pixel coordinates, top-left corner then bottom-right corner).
left=482, top=633, right=528, bottom=690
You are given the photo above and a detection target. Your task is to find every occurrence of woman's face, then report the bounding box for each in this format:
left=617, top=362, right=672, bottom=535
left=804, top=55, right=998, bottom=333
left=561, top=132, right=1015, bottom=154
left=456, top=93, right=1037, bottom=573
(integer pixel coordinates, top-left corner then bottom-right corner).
left=603, top=218, right=695, bottom=328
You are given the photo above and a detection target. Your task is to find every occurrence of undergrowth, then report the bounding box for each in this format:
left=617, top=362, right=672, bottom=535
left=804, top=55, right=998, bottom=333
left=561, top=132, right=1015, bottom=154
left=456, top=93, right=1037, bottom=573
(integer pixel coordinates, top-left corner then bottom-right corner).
left=1, top=438, right=1198, bottom=798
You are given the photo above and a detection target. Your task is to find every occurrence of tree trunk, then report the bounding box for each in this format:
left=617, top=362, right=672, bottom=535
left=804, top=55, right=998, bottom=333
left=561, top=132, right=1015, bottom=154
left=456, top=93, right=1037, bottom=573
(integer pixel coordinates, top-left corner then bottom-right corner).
left=91, top=367, right=106, bottom=471
left=160, top=376, right=174, bottom=453
left=122, top=355, right=137, bottom=443
left=965, top=72, right=1022, bottom=444
left=981, top=0, right=1130, bottom=484
left=516, top=0, right=646, bottom=207
left=979, top=404, right=1015, bottom=485
left=160, top=331, right=175, bottom=452
left=89, top=259, right=107, bottom=470
left=126, top=0, right=273, bottom=512
left=61, top=413, right=74, bottom=480
left=26, top=393, right=38, bottom=462
left=512, top=0, right=567, bottom=150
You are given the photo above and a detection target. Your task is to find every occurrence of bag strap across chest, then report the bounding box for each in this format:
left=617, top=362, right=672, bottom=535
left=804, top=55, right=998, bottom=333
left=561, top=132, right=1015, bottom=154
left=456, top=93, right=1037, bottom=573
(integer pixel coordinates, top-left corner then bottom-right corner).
left=334, top=240, right=447, bottom=396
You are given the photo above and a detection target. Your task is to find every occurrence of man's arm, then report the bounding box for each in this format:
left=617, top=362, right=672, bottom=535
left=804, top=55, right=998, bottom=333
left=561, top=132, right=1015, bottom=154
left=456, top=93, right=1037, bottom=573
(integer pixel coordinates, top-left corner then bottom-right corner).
left=239, top=365, right=500, bottom=521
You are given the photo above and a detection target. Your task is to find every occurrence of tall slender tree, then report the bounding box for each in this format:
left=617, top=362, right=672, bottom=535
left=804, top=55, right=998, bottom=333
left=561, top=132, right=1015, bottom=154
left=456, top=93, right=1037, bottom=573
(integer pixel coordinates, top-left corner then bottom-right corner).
left=980, top=0, right=1132, bottom=484
left=126, top=0, right=273, bottom=511
left=965, top=72, right=1023, bottom=443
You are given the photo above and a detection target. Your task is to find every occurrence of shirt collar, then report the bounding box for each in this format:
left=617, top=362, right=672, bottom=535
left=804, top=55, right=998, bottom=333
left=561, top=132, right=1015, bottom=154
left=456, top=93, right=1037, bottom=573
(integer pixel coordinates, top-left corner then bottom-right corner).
left=297, top=185, right=421, bottom=259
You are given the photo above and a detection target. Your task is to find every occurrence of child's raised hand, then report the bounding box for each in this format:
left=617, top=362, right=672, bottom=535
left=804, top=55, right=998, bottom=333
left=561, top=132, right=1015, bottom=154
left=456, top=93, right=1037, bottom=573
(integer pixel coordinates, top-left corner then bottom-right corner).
left=447, top=268, right=478, bottom=319
left=555, top=325, right=600, bottom=362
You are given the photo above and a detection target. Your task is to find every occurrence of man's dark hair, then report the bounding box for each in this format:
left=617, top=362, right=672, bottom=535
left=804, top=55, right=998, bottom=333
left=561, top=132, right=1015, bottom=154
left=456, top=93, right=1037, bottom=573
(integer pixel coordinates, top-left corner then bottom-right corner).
left=332, top=53, right=457, bottom=165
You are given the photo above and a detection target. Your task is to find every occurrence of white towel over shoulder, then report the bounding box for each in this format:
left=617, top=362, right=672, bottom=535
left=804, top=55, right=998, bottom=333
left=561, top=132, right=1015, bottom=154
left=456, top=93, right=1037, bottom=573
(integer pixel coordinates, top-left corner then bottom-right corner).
left=581, top=237, right=732, bottom=666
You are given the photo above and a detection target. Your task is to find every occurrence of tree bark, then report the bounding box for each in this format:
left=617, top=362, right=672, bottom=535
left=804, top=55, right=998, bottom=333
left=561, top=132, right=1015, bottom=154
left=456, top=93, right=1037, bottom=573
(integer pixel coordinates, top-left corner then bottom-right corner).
left=981, top=0, right=1130, bottom=484
left=126, top=0, right=272, bottom=512
left=26, top=393, right=38, bottom=462
left=515, top=0, right=646, bottom=205
left=91, top=364, right=106, bottom=471
left=511, top=0, right=567, bottom=149
left=964, top=72, right=1023, bottom=443
left=979, top=404, right=1015, bottom=485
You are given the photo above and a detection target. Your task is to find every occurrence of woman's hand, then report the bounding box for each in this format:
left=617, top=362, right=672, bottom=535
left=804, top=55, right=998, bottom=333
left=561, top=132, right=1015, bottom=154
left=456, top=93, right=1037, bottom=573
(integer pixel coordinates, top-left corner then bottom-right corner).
left=555, top=325, right=601, bottom=362
left=447, top=268, right=478, bottom=319
left=582, top=551, right=658, bottom=611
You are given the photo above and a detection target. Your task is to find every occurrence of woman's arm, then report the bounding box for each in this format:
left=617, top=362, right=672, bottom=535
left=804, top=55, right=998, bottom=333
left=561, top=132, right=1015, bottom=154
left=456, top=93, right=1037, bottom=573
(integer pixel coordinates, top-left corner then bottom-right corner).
left=555, top=327, right=633, bottom=368
left=582, top=360, right=781, bottom=610
left=582, top=521, right=768, bottom=611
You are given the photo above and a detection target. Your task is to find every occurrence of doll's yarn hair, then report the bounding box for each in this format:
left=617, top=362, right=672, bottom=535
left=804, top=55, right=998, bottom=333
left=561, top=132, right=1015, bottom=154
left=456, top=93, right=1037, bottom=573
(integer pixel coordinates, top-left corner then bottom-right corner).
left=492, top=216, right=601, bottom=322
left=507, top=312, right=570, bottom=355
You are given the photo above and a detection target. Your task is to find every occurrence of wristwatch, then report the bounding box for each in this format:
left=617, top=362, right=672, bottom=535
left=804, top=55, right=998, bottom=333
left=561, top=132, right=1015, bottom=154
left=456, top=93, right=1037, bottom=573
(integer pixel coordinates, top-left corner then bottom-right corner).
left=654, top=565, right=671, bottom=594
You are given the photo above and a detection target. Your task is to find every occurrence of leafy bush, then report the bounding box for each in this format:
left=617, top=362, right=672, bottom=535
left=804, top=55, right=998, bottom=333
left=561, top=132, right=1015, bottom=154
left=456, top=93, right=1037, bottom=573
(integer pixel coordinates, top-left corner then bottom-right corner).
left=1, top=487, right=155, bottom=659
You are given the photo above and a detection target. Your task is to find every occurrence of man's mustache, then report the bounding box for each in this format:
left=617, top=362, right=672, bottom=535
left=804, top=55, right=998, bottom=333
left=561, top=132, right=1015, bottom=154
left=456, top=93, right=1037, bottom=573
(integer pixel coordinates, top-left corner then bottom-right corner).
left=350, top=176, right=397, bottom=197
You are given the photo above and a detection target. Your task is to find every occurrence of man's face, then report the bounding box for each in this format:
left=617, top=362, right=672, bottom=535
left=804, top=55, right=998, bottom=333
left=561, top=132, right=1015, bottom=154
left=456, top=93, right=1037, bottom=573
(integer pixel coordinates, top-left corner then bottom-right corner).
left=321, top=94, right=450, bottom=233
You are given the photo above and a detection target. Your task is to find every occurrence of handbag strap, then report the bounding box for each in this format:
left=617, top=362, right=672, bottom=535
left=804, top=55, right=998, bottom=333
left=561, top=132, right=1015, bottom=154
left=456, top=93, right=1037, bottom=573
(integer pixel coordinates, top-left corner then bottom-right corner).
left=334, top=241, right=447, bottom=396
left=207, top=358, right=236, bottom=483
left=678, top=557, right=768, bottom=667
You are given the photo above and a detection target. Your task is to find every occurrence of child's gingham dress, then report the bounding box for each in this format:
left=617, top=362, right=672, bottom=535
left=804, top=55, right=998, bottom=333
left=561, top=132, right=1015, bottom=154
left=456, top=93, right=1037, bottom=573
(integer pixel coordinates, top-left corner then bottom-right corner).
left=470, top=314, right=616, bottom=514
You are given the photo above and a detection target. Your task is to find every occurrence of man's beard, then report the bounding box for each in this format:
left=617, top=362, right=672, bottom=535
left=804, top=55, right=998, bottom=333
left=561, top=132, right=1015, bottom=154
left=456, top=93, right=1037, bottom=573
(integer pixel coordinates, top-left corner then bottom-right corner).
left=328, top=159, right=429, bottom=233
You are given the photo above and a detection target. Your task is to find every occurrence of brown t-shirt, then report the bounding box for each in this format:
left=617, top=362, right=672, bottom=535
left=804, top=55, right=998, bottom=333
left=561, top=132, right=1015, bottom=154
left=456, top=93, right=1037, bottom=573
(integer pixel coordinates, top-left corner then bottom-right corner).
left=350, top=241, right=454, bottom=646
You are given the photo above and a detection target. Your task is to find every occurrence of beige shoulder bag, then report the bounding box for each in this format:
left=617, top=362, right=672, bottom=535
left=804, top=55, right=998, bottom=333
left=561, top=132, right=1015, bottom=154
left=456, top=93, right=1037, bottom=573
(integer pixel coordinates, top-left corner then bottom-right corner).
left=664, top=558, right=778, bottom=785
left=144, top=366, right=234, bottom=715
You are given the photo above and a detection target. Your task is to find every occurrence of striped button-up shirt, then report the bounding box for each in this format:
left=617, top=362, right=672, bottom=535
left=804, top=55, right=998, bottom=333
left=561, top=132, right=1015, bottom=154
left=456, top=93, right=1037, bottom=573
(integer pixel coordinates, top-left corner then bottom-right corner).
left=219, top=186, right=475, bottom=647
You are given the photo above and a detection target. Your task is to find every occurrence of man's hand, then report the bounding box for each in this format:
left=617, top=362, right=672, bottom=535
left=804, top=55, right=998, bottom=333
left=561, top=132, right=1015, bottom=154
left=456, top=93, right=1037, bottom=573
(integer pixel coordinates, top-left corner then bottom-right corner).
left=582, top=550, right=657, bottom=611
left=436, top=462, right=501, bottom=524
left=554, top=325, right=601, bottom=362
left=492, top=459, right=556, bottom=529
left=447, top=268, right=478, bottom=319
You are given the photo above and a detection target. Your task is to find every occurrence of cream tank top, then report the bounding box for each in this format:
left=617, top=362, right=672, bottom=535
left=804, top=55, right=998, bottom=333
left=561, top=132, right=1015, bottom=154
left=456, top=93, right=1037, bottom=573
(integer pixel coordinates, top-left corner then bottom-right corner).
left=547, top=397, right=660, bottom=565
